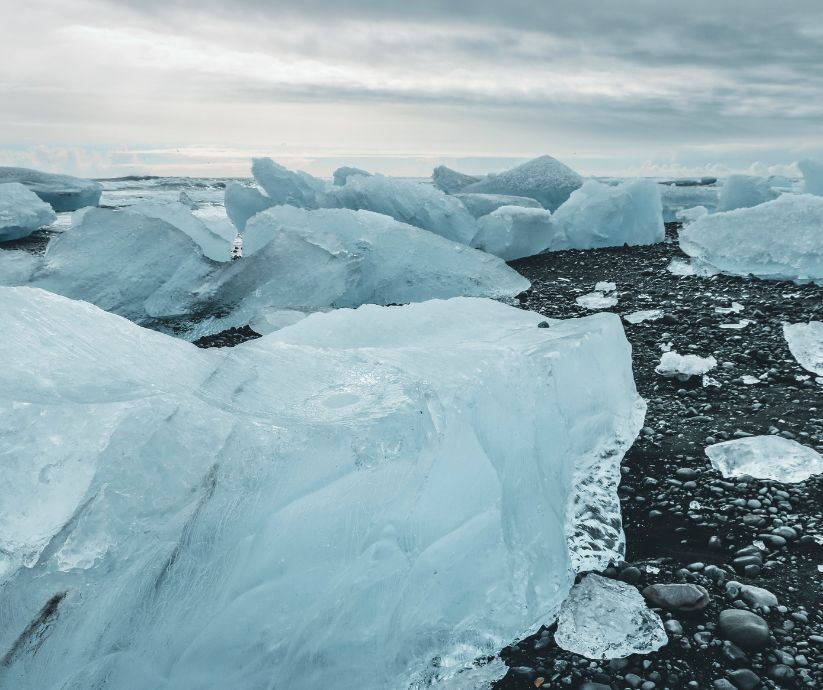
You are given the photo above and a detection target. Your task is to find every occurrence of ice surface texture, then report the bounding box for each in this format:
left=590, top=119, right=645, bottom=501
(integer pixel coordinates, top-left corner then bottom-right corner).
left=656, top=351, right=717, bottom=380
left=432, top=165, right=481, bottom=194
left=706, top=436, right=823, bottom=483
left=332, top=166, right=371, bottom=186
left=472, top=206, right=557, bottom=260
left=461, top=155, right=583, bottom=211
left=717, top=175, right=778, bottom=212
left=679, top=194, right=823, bottom=284
left=224, top=182, right=275, bottom=231
left=798, top=159, right=823, bottom=196
left=660, top=184, right=719, bottom=222
left=0, top=183, right=57, bottom=241
left=27, top=205, right=528, bottom=339
left=455, top=193, right=542, bottom=219
left=0, top=288, right=644, bottom=690
left=0, top=167, right=102, bottom=212
left=555, top=574, right=667, bottom=659
left=783, top=321, right=823, bottom=377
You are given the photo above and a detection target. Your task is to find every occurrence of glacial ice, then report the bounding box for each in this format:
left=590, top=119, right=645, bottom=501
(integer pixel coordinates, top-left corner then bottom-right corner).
left=462, top=155, right=584, bottom=211
left=675, top=205, right=709, bottom=223
left=717, top=174, right=777, bottom=212
left=660, top=184, right=718, bottom=222
left=251, top=157, right=326, bottom=208
left=783, top=322, right=823, bottom=377
left=131, top=201, right=233, bottom=261
left=798, top=159, right=823, bottom=196
left=679, top=194, right=823, bottom=284
left=326, top=174, right=478, bottom=245
left=224, top=181, right=275, bottom=231
left=554, top=574, right=667, bottom=659
left=0, top=287, right=645, bottom=690
left=432, top=165, right=480, bottom=194
left=0, top=249, right=42, bottom=285
left=0, top=182, right=57, bottom=241
left=624, top=309, right=664, bottom=324
left=472, top=206, right=557, bottom=260
left=655, top=351, right=717, bottom=380
left=552, top=179, right=665, bottom=249
left=706, top=436, right=823, bottom=483
left=28, top=205, right=528, bottom=338
left=576, top=292, right=619, bottom=310
left=0, top=167, right=102, bottom=211
left=332, top=166, right=371, bottom=186
left=455, top=192, right=542, bottom=218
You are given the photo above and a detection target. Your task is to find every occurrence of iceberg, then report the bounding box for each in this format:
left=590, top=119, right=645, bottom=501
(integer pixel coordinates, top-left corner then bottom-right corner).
left=679, top=194, right=823, bottom=284
left=224, top=182, right=275, bottom=231
left=798, top=159, right=823, bottom=196
left=131, top=201, right=233, bottom=262
left=332, top=166, right=371, bottom=186
left=326, top=174, right=478, bottom=245
left=660, top=184, right=719, bottom=222
left=432, top=165, right=480, bottom=194
left=717, top=174, right=778, bottom=212
left=0, top=182, right=57, bottom=241
left=554, top=574, right=667, bottom=659
left=0, top=167, right=102, bottom=211
left=462, top=155, right=583, bottom=211
left=783, top=321, right=823, bottom=377
left=455, top=192, right=542, bottom=218
left=552, top=179, right=664, bottom=249
left=655, top=351, right=717, bottom=380
left=0, top=287, right=645, bottom=690
left=706, top=436, right=823, bottom=483
left=471, top=206, right=557, bottom=260
left=251, top=157, right=326, bottom=208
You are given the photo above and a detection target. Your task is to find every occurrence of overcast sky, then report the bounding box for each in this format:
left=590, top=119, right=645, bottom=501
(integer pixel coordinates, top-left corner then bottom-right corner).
left=1, top=0, right=822, bottom=177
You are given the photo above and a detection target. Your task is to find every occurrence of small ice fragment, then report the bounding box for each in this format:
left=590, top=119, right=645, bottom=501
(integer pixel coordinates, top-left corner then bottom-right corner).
left=741, top=375, right=761, bottom=385
left=576, top=292, right=618, bottom=310
left=719, top=320, right=751, bottom=330
left=624, top=309, right=664, bottom=325
left=783, top=322, right=823, bottom=377
left=656, top=351, right=717, bottom=380
left=702, top=375, right=721, bottom=388
left=595, top=281, right=616, bottom=293
left=715, top=302, right=744, bottom=314
left=706, top=436, right=823, bottom=483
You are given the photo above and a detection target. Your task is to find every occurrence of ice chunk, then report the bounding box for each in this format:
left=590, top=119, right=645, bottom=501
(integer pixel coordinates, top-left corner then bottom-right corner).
left=675, top=205, right=709, bottom=223
left=178, top=190, right=197, bottom=209
left=432, top=165, right=480, bottom=194
left=132, top=201, right=233, bottom=262
left=251, top=157, right=327, bottom=208
left=0, top=183, right=57, bottom=241
left=717, top=174, right=778, bottom=212
left=624, top=309, right=664, bottom=324
left=798, top=159, right=823, bottom=196
left=471, top=206, right=557, bottom=260
left=552, top=179, right=664, bottom=249
left=0, top=249, right=42, bottom=285
left=224, top=182, right=275, bottom=231
left=0, top=287, right=645, bottom=690
left=555, top=574, right=667, bottom=659
left=715, top=302, right=744, bottom=314
left=0, top=167, right=102, bottom=211
left=655, top=351, right=717, bottom=380
left=595, top=281, right=616, bottom=293
left=660, top=184, right=719, bottom=222
left=455, top=192, right=542, bottom=218
left=783, top=321, right=823, bottom=377
left=326, top=174, right=478, bottom=245
left=576, top=291, right=618, bottom=310
left=679, top=194, right=823, bottom=284
left=706, top=436, right=823, bottom=483
left=462, top=156, right=583, bottom=211
left=332, top=166, right=371, bottom=186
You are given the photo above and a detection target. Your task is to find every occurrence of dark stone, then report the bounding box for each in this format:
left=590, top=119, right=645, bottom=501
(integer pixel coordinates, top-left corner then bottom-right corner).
left=642, top=583, right=711, bottom=612
left=718, top=609, right=770, bottom=651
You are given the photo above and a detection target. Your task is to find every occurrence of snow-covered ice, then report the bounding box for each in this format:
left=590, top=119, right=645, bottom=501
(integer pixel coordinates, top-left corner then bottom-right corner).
left=576, top=291, right=619, bottom=310
left=552, top=179, right=664, bottom=249
left=706, top=436, right=823, bottom=483
left=471, top=206, right=557, bottom=260
left=717, top=174, right=778, bottom=212
left=798, top=159, right=823, bottom=196
left=332, top=166, right=371, bottom=186
left=783, top=321, right=823, bottom=377
left=0, top=287, right=645, bottom=690
left=0, top=183, right=57, bottom=241
left=655, top=351, right=717, bottom=380
left=432, top=165, right=481, bottom=194
left=624, top=309, right=664, bottom=324
left=224, top=182, right=275, bottom=231
left=455, top=192, right=542, bottom=218
left=462, top=155, right=583, bottom=211
left=327, top=173, right=478, bottom=245
left=0, top=167, right=102, bottom=211
left=554, top=574, right=667, bottom=659
left=679, top=194, right=823, bottom=284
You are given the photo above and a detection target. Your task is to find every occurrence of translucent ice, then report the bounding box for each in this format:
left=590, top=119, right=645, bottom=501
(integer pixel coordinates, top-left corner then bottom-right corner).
left=432, top=165, right=480, bottom=194
left=224, top=182, right=275, bottom=231
left=624, top=309, right=664, bottom=324
left=462, top=155, right=583, bottom=211
left=455, top=193, right=542, bottom=218
left=131, top=201, right=233, bottom=261
left=555, top=574, right=667, bottom=659
left=0, top=249, right=41, bottom=285
left=706, top=436, right=823, bottom=483
left=332, top=166, right=371, bottom=186
left=326, top=174, right=478, bottom=245
left=0, top=183, right=57, bottom=241
left=798, top=159, right=823, bottom=196
left=655, top=351, right=717, bottom=380
left=552, top=179, right=664, bottom=249
left=679, top=194, right=823, bottom=284
left=0, top=287, right=645, bottom=690
left=660, top=184, right=718, bottom=222
left=0, top=167, right=102, bottom=211
left=251, top=157, right=327, bottom=208
left=471, top=206, right=558, bottom=260
left=576, top=292, right=618, bottom=310
left=717, top=174, right=777, bottom=212
left=783, top=321, right=823, bottom=377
